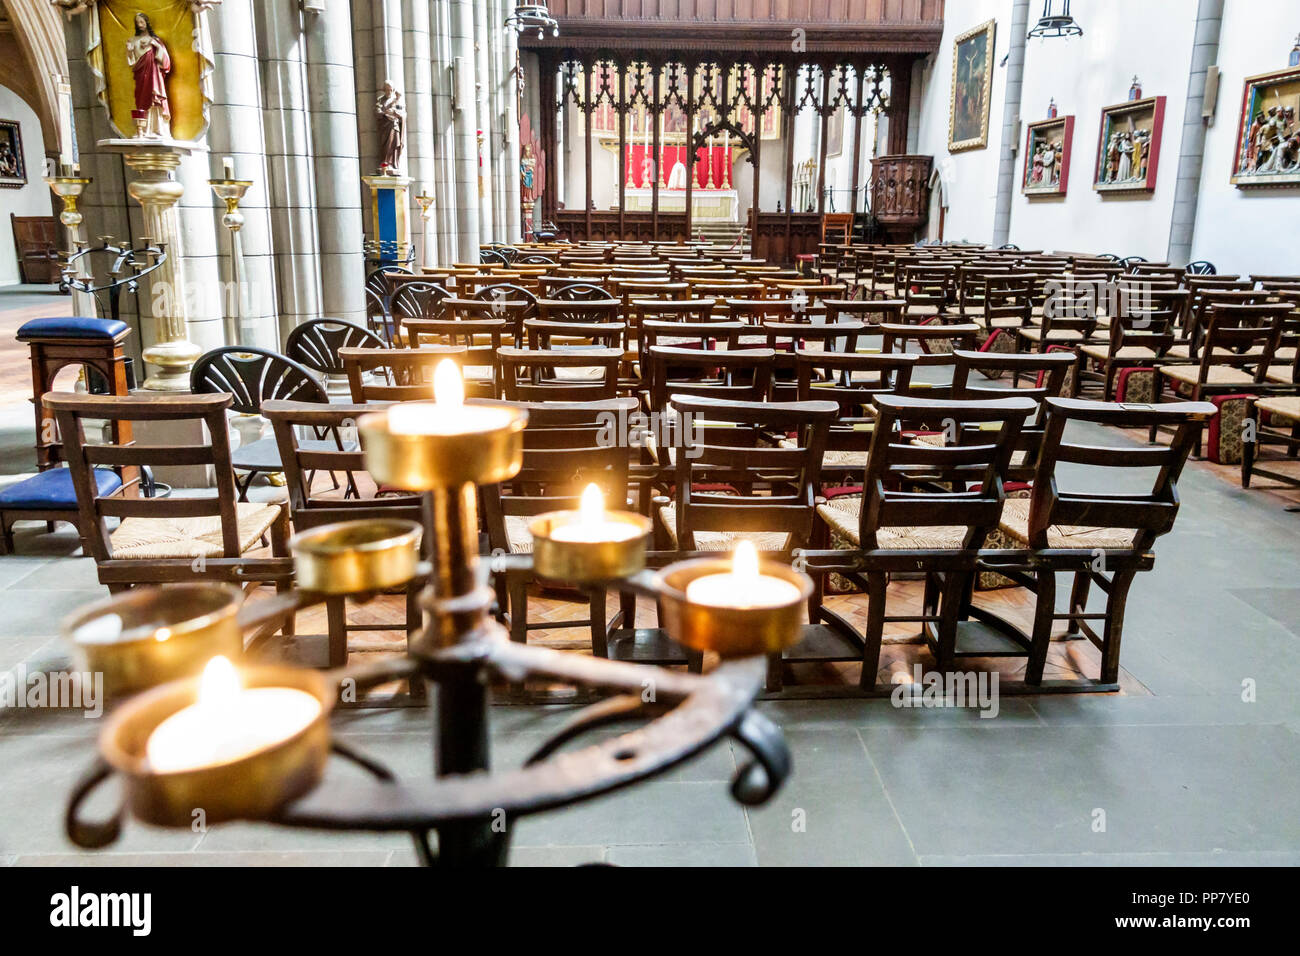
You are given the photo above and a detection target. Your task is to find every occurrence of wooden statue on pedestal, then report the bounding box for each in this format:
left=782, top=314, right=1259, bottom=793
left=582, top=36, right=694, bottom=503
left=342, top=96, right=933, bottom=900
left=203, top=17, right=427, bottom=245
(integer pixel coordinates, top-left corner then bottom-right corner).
left=377, top=81, right=406, bottom=174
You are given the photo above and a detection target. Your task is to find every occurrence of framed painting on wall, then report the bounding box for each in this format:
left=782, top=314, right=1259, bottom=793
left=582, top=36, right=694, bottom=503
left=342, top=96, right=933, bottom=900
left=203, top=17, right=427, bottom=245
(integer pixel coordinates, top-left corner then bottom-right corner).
left=948, top=19, right=997, bottom=152
left=1230, top=66, right=1300, bottom=187
left=0, top=120, right=26, bottom=189
left=1022, top=116, right=1074, bottom=196
left=1093, top=96, right=1166, bottom=193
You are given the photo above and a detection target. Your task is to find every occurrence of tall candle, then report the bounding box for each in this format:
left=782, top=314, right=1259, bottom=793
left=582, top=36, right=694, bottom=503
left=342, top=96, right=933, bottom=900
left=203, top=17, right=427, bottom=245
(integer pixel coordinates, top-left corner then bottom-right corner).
left=386, top=359, right=512, bottom=435
left=549, top=483, right=640, bottom=543
left=684, top=540, right=801, bottom=608
left=145, top=657, right=319, bottom=773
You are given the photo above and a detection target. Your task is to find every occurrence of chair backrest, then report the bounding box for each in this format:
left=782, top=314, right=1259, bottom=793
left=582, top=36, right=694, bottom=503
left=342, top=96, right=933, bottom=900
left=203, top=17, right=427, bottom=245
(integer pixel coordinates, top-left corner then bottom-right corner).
left=340, top=344, right=469, bottom=401
left=726, top=297, right=828, bottom=326
left=263, top=399, right=422, bottom=528
left=794, top=350, right=917, bottom=440
left=481, top=397, right=638, bottom=544
left=546, top=281, right=616, bottom=302
left=665, top=395, right=839, bottom=553
left=190, top=346, right=328, bottom=414
left=879, top=322, right=981, bottom=364
left=286, top=319, right=388, bottom=377
left=390, top=281, right=451, bottom=321
left=442, top=295, right=532, bottom=345
left=647, top=346, right=775, bottom=407
left=537, top=297, right=622, bottom=325
left=46, top=392, right=247, bottom=563
left=854, top=393, right=1036, bottom=549
left=1197, top=303, right=1287, bottom=382
left=1023, top=398, right=1215, bottom=552
left=497, top=346, right=623, bottom=401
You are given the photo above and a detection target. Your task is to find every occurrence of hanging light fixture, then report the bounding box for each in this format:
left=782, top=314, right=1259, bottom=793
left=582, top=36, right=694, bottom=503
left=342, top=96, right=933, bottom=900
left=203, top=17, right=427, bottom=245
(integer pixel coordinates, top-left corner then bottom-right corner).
left=504, top=3, right=560, bottom=40
left=1027, top=0, right=1083, bottom=39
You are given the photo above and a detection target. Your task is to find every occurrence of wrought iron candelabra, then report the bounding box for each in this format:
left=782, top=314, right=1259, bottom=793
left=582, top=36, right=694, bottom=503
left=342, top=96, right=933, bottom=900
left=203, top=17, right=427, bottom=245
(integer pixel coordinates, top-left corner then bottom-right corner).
left=64, top=372, right=799, bottom=866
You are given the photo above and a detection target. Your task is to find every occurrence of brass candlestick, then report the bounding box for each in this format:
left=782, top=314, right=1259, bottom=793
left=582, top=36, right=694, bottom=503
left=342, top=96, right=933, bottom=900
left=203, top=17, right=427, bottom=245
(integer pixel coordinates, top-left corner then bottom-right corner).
left=208, top=158, right=254, bottom=346
left=44, top=171, right=95, bottom=316
left=415, top=190, right=436, bottom=270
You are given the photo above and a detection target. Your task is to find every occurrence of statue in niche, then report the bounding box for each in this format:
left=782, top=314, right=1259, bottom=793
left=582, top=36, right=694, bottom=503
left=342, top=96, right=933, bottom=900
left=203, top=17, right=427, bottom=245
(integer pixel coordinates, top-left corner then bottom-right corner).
left=376, top=80, right=406, bottom=174
left=520, top=144, right=536, bottom=202
left=126, top=12, right=172, bottom=139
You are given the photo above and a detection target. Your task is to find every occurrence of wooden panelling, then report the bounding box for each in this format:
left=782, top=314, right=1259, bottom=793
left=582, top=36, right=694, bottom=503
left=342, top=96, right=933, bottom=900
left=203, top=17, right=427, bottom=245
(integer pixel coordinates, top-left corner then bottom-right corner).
left=548, top=0, right=944, bottom=19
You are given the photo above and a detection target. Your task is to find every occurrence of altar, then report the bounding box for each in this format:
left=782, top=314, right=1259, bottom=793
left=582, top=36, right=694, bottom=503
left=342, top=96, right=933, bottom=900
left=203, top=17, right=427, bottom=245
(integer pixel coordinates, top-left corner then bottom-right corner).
left=622, top=187, right=739, bottom=222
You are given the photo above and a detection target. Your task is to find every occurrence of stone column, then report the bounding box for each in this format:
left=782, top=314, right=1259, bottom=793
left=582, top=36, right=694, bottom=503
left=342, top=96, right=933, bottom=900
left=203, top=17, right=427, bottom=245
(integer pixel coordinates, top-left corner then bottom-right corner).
left=102, top=143, right=201, bottom=391
left=500, top=0, right=522, bottom=243
left=207, top=0, right=279, bottom=350
left=450, top=0, right=482, bottom=262
left=400, top=0, right=437, bottom=266
left=486, top=0, right=505, bottom=238
left=991, top=0, right=1030, bottom=248
left=430, top=0, right=459, bottom=264
left=474, top=0, right=495, bottom=245
left=1167, top=0, right=1224, bottom=267
left=352, top=0, right=378, bottom=222
left=306, top=0, right=366, bottom=322
left=257, top=0, right=322, bottom=342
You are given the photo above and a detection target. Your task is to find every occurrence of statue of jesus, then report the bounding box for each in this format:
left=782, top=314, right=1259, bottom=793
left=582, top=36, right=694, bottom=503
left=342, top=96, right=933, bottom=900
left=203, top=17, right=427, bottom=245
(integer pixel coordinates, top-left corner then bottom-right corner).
left=126, top=12, right=172, bottom=139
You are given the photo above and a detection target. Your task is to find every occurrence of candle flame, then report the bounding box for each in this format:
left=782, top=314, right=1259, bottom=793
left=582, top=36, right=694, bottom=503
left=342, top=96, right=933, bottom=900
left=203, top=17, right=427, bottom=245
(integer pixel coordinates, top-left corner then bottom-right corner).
left=198, top=655, right=241, bottom=711
left=433, top=359, right=463, bottom=408
left=733, top=539, right=759, bottom=582
left=579, top=483, right=605, bottom=524
left=154, top=626, right=171, bottom=643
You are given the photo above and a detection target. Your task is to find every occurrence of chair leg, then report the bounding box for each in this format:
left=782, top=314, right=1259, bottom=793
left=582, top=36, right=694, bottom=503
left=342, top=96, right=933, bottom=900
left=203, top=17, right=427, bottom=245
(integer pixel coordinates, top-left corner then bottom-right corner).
left=406, top=584, right=426, bottom=699
left=325, top=596, right=348, bottom=668
left=1065, top=571, right=1091, bottom=636
left=588, top=586, right=608, bottom=658
left=1098, top=569, right=1137, bottom=685
left=932, top=571, right=967, bottom=673
left=507, top=574, right=529, bottom=644
left=1024, top=570, right=1058, bottom=686
left=858, top=572, right=888, bottom=690
left=0, top=516, right=12, bottom=556
left=618, top=588, right=636, bottom=629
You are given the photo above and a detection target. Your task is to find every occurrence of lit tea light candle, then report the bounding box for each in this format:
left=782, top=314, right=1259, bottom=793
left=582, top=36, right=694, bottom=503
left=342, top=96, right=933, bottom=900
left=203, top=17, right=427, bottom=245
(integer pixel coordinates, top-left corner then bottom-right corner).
left=386, top=359, right=513, bottom=435
left=684, top=540, right=801, bottom=609
left=549, top=484, right=640, bottom=543
left=145, top=657, right=320, bottom=773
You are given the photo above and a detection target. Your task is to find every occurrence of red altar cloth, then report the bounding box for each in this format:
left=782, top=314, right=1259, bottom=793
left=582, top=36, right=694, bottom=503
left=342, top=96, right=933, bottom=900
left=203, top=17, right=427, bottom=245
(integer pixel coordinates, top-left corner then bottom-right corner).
left=625, top=144, right=732, bottom=188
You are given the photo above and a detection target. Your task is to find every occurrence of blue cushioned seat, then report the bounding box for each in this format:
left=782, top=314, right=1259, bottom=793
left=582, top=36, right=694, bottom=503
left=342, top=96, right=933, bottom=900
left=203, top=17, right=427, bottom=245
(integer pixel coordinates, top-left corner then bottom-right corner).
left=16, top=316, right=131, bottom=341
left=0, top=468, right=121, bottom=510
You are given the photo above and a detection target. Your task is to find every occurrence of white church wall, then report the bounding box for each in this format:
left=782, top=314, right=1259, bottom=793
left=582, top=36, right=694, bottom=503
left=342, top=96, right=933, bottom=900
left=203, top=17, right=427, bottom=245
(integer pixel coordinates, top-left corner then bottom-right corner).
left=0, top=85, right=54, bottom=286
left=1190, top=0, right=1300, bottom=275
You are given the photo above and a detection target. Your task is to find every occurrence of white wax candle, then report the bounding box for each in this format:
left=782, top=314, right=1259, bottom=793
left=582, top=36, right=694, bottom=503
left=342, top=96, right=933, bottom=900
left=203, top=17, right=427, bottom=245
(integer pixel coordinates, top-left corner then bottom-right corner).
left=387, top=359, right=513, bottom=435
left=685, top=540, right=801, bottom=609
left=222, top=156, right=234, bottom=179
left=549, top=483, right=640, bottom=543
left=145, top=657, right=320, bottom=773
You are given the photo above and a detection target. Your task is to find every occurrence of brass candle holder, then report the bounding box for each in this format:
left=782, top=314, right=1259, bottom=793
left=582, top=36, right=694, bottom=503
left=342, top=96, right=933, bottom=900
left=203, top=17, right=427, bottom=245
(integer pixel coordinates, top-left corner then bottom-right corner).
left=357, top=401, right=527, bottom=490
left=529, top=509, right=653, bottom=582
left=655, top=556, right=813, bottom=657
left=62, top=584, right=245, bottom=697
left=99, top=664, right=332, bottom=827
left=64, top=363, right=801, bottom=867
left=291, top=519, right=423, bottom=594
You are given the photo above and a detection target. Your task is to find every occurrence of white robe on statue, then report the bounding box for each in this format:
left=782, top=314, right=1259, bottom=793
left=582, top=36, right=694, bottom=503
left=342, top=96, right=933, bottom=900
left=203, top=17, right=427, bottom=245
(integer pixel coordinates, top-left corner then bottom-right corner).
left=667, top=161, right=688, bottom=189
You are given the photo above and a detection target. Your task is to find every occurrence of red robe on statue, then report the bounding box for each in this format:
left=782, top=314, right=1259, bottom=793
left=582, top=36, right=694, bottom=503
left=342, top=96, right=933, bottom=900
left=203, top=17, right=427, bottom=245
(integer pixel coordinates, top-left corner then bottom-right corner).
left=131, top=38, right=171, bottom=121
